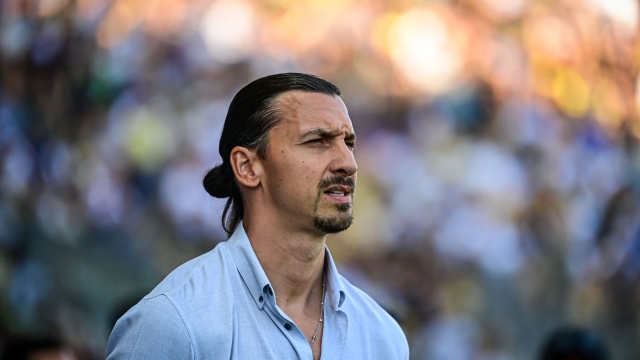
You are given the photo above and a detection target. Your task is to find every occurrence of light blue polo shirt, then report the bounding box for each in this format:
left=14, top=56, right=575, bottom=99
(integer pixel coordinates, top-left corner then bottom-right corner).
left=106, top=222, right=409, bottom=359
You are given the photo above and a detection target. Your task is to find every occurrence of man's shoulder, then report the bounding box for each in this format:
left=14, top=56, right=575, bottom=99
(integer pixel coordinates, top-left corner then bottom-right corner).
left=107, top=241, right=239, bottom=359
left=145, top=241, right=231, bottom=300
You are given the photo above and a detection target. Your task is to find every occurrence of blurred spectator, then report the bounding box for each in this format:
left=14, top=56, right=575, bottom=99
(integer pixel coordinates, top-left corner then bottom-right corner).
left=538, top=326, right=609, bottom=360
left=1, top=336, right=76, bottom=360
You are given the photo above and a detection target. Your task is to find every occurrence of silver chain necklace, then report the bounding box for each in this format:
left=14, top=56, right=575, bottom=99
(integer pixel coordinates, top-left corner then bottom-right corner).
left=310, top=275, right=326, bottom=345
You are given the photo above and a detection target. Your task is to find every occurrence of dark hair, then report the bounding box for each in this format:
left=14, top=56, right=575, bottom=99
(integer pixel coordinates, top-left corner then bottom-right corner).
left=203, top=73, right=341, bottom=237
left=539, top=326, right=609, bottom=360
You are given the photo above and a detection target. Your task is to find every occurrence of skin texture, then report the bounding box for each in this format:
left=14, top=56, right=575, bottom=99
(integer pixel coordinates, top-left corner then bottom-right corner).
left=229, top=91, right=357, bottom=360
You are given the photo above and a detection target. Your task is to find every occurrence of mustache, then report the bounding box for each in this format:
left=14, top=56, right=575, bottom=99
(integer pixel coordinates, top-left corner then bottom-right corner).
left=318, top=176, right=356, bottom=192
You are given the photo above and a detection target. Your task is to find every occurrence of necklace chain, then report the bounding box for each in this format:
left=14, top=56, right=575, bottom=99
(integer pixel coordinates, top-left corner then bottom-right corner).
left=310, top=275, right=326, bottom=345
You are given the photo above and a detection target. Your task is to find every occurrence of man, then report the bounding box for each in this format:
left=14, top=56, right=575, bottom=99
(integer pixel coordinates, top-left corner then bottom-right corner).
left=106, top=73, right=409, bottom=359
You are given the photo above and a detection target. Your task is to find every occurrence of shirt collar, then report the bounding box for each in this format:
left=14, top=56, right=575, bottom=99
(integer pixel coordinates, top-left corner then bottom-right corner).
left=227, top=221, right=347, bottom=311
left=227, top=222, right=271, bottom=310
left=324, top=245, right=347, bottom=310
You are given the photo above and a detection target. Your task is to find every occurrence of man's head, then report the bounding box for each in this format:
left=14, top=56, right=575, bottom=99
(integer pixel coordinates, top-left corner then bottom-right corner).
left=203, top=73, right=357, bottom=237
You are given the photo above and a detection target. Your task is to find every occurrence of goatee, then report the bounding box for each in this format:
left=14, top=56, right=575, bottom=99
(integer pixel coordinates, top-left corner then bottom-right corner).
left=312, top=176, right=355, bottom=234
left=313, top=203, right=353, bottom=234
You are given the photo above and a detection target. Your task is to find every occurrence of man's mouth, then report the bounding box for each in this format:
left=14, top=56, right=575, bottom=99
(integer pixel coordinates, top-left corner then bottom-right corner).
left=323, top=186, right=352, bottom=202
left=317, top=176, right=356, bottom=206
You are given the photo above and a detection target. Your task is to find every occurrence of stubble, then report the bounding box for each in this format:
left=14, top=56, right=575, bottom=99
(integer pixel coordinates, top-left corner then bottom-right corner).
left=312, top=176, right=355, bottom=234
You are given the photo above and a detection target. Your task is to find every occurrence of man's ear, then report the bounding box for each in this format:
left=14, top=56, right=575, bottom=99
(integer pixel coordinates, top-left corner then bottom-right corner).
left=230, top=146, right=261, bottom=188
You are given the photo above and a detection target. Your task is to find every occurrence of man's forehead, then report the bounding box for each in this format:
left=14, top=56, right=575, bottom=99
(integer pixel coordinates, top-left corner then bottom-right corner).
left=275, top=90, right=353, bottom=132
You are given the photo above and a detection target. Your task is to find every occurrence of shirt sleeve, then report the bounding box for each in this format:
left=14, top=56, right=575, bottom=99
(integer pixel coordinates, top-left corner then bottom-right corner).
left=106, top=295, right=194, bottom=360
left=404, top=336, right=410, bottom=360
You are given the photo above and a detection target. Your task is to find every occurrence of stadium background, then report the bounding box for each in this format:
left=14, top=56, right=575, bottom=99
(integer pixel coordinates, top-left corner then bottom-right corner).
left=1, top=0, right=640, bottom=358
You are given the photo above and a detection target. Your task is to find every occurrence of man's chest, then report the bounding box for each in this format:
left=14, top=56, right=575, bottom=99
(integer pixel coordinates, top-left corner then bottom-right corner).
left=188, top=291, right=320, bottom=359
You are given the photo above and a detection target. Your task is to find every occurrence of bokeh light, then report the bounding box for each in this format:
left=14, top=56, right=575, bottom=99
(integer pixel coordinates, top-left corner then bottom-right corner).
left=200, top=0, right=256, bottom=63
left=388, top=7, right=464, bottom=94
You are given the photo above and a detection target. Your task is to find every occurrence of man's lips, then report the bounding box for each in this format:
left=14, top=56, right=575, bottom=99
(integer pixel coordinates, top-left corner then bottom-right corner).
left=322, top=185, right=353, bottom=202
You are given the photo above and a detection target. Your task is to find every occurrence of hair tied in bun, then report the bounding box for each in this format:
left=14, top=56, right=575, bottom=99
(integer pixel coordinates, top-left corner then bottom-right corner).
left=203, top=164, right=233, bottom=198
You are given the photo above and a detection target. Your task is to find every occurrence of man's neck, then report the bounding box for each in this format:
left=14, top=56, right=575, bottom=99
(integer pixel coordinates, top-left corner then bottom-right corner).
left=240, top=196, right=329, bottom=351
left=242, top=216, right=326, bottom=312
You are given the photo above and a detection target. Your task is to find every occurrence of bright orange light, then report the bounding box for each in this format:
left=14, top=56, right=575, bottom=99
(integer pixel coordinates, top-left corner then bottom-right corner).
left=96, top=0, right=189, bottom=48
left=634, top=74, right=640, bottom=120
left=370, top=12, right=399, bottom=56
left=523, top=13, right=580, bottom=63
left=200, top=0, right=256, bottom=63
left=143, top=0, right=188, bottom=38
left=37, top=0, right=69, bottom=18
left=387, top=7, right=464, bottom=94
left=96, top=0, right=144, bottom=48
left=473, top=0, right=527, bottom=21
left=271, top=2, right=339, bottom=52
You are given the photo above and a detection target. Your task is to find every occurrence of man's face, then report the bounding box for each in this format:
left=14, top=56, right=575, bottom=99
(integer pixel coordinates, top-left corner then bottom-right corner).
left=260, top=90, right=357, bottom=234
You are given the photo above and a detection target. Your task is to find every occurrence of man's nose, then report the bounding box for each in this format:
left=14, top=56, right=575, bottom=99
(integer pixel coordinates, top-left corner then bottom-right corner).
left=331, top=142, right=358, bottom=177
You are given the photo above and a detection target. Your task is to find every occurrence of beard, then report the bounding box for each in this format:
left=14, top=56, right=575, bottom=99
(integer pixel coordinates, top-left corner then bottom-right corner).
left=313, top=203, right=353, bottom=234
left=312, top=176, right=355, bottom=234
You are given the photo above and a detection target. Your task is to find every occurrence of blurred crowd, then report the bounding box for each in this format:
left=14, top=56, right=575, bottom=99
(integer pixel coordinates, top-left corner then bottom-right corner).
left=1, top=0, right=640, bottom=358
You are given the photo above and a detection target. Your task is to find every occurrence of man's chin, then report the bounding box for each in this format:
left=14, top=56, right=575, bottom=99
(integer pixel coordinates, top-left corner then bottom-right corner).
left=312, top=212, right=354, bottom=234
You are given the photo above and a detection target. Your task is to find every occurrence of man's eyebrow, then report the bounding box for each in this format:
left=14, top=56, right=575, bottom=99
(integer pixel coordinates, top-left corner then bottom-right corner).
left=298, top=128, right=357, bottom=140
left=345, top=132, right=357, bottom=142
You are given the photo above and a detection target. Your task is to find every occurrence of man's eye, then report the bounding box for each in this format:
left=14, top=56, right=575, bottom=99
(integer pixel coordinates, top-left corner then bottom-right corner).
left=346, top=142, right=355, bottom=150
left=308, top=138, right=324, bottom=144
